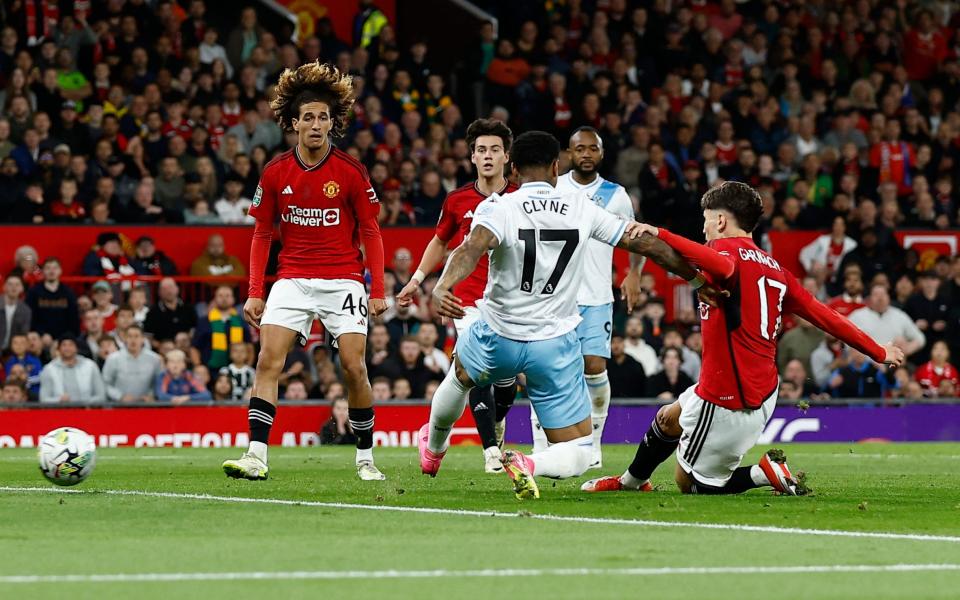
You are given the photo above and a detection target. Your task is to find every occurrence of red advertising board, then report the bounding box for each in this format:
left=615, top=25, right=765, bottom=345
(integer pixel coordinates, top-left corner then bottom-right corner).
left=0, top=405, right=480, bottom=449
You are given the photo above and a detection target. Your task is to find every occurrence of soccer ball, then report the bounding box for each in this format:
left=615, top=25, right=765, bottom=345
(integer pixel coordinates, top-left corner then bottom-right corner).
left=38, top=427, right=97, bottom=486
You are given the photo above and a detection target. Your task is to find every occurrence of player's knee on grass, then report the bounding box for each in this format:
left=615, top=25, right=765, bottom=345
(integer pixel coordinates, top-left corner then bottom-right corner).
left=656, top=402, right=683, bottom=438
left=583, top=355, right=606, bottom=376
left=674, top=463, right=694, bottom=494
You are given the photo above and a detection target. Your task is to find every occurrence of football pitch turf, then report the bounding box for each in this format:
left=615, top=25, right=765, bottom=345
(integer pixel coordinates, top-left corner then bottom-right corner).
left=1, top=443, right=959, bottom=599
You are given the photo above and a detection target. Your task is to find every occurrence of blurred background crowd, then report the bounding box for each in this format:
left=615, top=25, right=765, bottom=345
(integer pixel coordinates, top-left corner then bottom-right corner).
left=2, top=0, right=960, bottom=406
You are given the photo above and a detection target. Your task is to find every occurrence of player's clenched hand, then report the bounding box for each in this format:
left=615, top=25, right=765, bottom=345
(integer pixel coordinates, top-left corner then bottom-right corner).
left=396, top=280, right=420, bottom=307
left=882, top=343, right=905, bottom=368
left=697, top=283, right=729, bottom=308
left=432, top=287, right=465, bottom=320
left=243, top=297, right=266, bottom=328
left=620, top=268, right=643, bottom=313
left=369, top=298, right=388, bottom=316
left=624, top=222, right=658, bottom=239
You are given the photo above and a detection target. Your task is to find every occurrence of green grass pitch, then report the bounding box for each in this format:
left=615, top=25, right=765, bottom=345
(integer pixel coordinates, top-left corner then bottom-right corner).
left=1, top=443, right=959, bottom=599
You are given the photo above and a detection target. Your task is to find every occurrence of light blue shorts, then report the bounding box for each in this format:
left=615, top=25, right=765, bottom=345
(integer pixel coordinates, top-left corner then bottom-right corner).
left=456, top=320, right=590, bottom=430
left=576, top=303, right=613, bottom=359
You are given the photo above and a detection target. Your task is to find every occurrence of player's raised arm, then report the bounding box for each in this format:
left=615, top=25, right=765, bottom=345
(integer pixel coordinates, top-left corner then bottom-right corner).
left=784, top=274, right=905, bottom=367
left=432, top=224, right=499, bottom=319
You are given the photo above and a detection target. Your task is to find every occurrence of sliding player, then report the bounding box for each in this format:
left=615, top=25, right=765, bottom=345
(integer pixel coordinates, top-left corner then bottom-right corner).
left=222, top=62, right=388, bottom=482
left=582, top=182, right=904, bottom=495
left=419, top=131, right=717, bottom=499
left=535, top=126, right=644, bottom=468
left=397, top=119, right=518, bottom=474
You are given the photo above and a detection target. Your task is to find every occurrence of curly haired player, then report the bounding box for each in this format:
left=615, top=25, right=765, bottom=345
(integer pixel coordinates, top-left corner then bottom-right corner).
left=222, top=62, right=388, bottom=482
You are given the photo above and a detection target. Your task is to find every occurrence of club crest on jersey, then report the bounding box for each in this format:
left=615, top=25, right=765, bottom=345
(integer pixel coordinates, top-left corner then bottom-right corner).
left=699, top=302, right=710, bottom=320
left=252, top=185, right=263, bottom=207
left=323, top=181, right=340, bottom=198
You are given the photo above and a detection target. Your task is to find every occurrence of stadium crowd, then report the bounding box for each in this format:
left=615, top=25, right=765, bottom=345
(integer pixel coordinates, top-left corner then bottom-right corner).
left=2, top=0, right=960, bottom=405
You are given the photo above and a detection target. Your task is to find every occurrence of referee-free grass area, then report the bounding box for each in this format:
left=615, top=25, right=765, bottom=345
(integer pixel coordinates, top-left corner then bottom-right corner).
left=1, top=443, right=959, bottom=599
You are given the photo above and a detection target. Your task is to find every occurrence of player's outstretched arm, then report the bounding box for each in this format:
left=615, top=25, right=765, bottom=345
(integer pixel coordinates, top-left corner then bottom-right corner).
left=397, top=236, right=448, bottom=307
left=433, top=225, right=498, bottom=319
left=784, top=275, right=905, bottom=367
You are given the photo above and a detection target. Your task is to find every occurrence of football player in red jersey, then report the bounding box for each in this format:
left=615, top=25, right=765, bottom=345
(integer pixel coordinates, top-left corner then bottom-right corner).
left=583, top=182, right=905, bottom=496
left=222, top=62, right=389, bottom=482
left=396, top=118, right=520, bottom=474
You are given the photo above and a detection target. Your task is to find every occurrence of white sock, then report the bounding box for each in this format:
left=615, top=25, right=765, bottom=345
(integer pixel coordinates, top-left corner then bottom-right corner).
left=248, top=440, right=268, bottom=463
left=619, top=469, right=646, bottom=490
left=528, top=435, right=594, bottom=479
left=530, top=412, right=549, bottom=453
left=429, top=367, right=470, bottom=453
left=586, top=371, right=610, bottom=454
left=356, top=447, right=373, bottom=464
left=750, top=464, right=768, bottom=486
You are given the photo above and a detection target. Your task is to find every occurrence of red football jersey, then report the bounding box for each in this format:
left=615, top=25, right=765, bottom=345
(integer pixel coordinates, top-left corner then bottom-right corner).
left=914, top=361, right=959, bottom=392
left=434, top=180, right=518, bottom=307
left=248, top=146, right=383, bottom=298
left=827, top=294, right=865, bottom=317
left=658, top=230, right=885, bottom=410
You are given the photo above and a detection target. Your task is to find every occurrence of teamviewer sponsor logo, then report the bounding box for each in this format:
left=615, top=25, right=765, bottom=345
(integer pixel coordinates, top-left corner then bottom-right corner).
left=281, top=205, right=340, bottom=227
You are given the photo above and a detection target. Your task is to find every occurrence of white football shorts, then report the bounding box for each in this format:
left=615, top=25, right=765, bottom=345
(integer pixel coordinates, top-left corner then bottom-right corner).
left=261, top=278, right=369, bottom=344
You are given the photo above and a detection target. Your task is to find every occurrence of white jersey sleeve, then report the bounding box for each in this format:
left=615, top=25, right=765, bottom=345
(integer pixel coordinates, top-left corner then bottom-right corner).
left=471, top=193, right=513, bottom=246
left=556, top=172, right=634, bottom=306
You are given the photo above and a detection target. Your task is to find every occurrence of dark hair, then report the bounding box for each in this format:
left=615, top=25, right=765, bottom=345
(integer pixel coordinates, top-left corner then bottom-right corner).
left=465, top=118, right=513, bottom=153
left=271, top=61, right=354, bottom=136
left=42, top=256, right=60, bottom=267
left=700, top=181, right=763, bottom=233
left=510, top=131, right=560, bottom=171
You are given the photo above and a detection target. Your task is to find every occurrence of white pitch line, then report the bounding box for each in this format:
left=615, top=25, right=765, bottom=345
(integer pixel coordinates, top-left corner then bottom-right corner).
left=2, top=564, right=959, bottom=584
left=3, top=486, right=959, bottom=544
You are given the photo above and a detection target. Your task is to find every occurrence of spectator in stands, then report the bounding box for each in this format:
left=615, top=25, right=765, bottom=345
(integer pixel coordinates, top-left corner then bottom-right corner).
left=607, top=333, right=646, bottom=398
left=904, top=271, right=950, bottom=363
left=39, top=337, right=106, bottom=404
left=782, top=359, right=821, bottom=398
left=194, top=285, right=249, bottom=370
left=776, top=317, right=824, bottom=377
left=0, top=380, right=26, bottom=404
left=283, top=378, right=309, bottom=401
left=799, top=216, right=857, bottom=290
left=155, top=349, right=212, bottom=405
left=212, top=373, right=234, bottom=402
left=97, top=336, right=119, bottom=369
left=662, top=328, right=699, bottom=381
left=90, top=281, right=119, bottom=333
left=9, top=246, right=42, bottom=289
left=623, top=316, right=659, bottom=377
left=320, top=398, right=356, bottom=445
left=391, top=377, right=412, bottom=400
left=190, top=234, right=246, bottom=280
left=416, top=322, right=449, bottom=376
left=131, top=236, right=178, bottom=276
left=380, top=335, right=432, bottom=398
left=366, top=323, right=394, bottom=381
left=82, top=232, right=136, bottom=283
left=371, top=376, right=392, bottom=402
left=26, top=257, right=79, bottom=339
left=915, top=341, right=959, bottom=398
left=127, top=287, right=149, bottom=326
left=144, top=277, right=197, bottom=344
left=102, top=325, right=163, bottom=403
left=645, top=346, right=694, bottom=400
left=219, top=343, right=255, bottom=401
left=828, top=348, right=897, bottom=399
left=828, top=264, right=866, bottom=317
left=4, top=333, right=42, bottom=396
left=154, top=157, right=185, bottom=213
left=76, top=309, right=110, bottom=360
left=214, top=171, right=253, bottom=224
left=1, top=274, right=30, bottom=351
left=850, top=284, right=926, bottom=361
